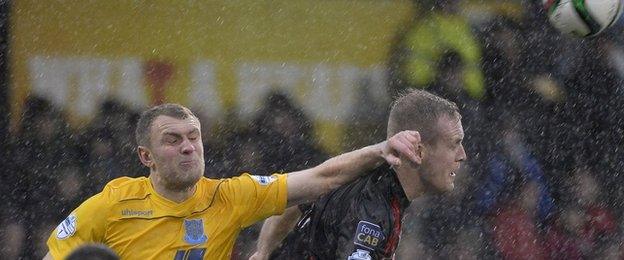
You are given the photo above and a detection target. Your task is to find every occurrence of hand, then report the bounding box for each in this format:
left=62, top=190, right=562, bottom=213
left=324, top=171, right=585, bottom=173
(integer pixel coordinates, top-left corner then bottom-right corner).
left=249, top=252, right=268, bottom=260
left=382, top=130, right=421, bottom=166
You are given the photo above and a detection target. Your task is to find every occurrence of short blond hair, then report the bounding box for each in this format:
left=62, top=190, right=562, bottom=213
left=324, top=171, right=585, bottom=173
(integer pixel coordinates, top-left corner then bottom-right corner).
left=135, top=103, right=198, bottom=147
left=387, top=89, right=459, bottom=144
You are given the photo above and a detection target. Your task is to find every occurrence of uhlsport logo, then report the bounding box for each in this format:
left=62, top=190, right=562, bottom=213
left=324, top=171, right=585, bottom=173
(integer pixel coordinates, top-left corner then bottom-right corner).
left=121, top=209, right=153, bottom=217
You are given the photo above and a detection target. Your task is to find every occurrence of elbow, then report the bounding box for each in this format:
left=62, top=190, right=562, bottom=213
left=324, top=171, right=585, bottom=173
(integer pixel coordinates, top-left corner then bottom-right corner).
left=311, top=176, right=340, bottom=201
left=320, top=174, right=344, bottom=196
left=308, top=159, right=347, bottom=199
left=309, top=179, right=337, bottom=201
left=329, top=175, right=345, bottom=191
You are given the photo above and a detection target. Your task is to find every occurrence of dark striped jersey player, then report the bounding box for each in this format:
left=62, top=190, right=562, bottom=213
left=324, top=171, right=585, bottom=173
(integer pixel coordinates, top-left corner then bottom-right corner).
left=251, top=90, right=467, bottom=260
left=274, top=163, right=409, bottom=259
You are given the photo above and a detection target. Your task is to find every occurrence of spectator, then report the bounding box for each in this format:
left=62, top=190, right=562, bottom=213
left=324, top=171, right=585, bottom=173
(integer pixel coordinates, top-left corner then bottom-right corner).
left=83, top=128, right=122, bottom=195
left=252, top=90, right=327, bottom=174
left=427, top=50, right=486, bottom=162
left=389, top=0, right=485, bottom=100
left=474, top=115, right=554, bottom=223
left=479, top=16, right=566, bottom=169
left=544, top=203, right=591, bottom=259
left=592, top=234, right=624, bottom=260
left=83, top=99, right=143, bottom=179
left=559, top=34, right=624, bottom=211
left=227, top=129, right=269, bottom=178
left=491, top=179, right=546, bottom=260
left=545, top=166, right=618, bottom=258
left=345, top=77, right=390, bottom=151
left=11, top=96, right=78, bottom=259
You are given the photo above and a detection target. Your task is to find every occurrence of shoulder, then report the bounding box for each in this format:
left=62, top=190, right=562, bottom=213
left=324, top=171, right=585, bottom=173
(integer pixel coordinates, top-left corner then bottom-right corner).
left=58, top=178, right=151, bottom=224
left=326, top=172, right=377, bottom=201
left=101, top=176, right=151, bottom=202
left=314, top=174, right=382, bottom=216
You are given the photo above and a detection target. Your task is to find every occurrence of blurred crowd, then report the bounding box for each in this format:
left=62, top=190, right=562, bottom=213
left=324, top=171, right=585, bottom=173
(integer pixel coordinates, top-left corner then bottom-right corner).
left=3, top=0, right=624, bottom=259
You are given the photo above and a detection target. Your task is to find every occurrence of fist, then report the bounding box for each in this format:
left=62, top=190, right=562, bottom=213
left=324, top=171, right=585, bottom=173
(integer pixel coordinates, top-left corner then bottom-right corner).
left=382, top=130, right=422, bottom=166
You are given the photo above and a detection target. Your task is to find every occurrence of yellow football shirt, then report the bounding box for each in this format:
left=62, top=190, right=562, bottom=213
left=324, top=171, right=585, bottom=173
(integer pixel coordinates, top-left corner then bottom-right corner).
left=46, top=173, right=287, bottom=260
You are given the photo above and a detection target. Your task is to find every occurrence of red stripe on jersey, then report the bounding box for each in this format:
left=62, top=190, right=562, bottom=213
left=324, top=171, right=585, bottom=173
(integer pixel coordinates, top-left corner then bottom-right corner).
left=384, top=196, right=402, bottom=257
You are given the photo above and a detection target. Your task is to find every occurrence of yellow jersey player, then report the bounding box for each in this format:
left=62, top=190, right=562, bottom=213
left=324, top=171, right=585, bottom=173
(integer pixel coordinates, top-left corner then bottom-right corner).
left=44, top=103, right=422, bottom=260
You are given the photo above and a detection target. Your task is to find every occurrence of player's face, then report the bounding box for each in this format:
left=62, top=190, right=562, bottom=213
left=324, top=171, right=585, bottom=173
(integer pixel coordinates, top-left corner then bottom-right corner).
left=148, top=115, right=205, bottom=190
left=420, top=115, right=466, bottom=193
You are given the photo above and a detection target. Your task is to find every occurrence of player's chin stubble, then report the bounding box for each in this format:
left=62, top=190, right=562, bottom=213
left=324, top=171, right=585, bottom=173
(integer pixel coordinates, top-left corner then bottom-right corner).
left=164, top=169, right=202, bottom=191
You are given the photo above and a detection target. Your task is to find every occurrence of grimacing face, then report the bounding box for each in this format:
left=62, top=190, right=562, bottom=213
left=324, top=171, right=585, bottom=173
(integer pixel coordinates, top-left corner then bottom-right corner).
left=419, top=114, right=466, bottom=193
left=145, top=115, right=205, bottom=191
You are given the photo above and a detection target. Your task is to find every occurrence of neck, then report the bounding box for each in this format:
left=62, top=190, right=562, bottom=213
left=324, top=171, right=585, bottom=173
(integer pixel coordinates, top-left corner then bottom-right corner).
left=393, top=164, right=426, bottom=201
left=149, top=174, right=196, bottom=203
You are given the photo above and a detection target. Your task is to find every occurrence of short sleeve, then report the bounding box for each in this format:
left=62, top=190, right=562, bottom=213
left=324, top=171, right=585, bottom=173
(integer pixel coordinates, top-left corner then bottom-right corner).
left=46, top=191, right=110, bottom=260
left=219, top=173, right=287, bottom=227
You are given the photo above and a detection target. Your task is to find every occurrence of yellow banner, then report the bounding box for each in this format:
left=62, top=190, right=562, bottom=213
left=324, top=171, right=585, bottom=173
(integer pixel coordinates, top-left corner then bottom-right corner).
left=10, top=0, right=414, bottom=153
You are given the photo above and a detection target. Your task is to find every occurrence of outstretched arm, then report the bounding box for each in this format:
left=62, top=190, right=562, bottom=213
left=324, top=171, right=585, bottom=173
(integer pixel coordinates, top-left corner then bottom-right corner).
left=249, top=206, right=303, bottom=260
left=286, top=130, right=421, bottom=207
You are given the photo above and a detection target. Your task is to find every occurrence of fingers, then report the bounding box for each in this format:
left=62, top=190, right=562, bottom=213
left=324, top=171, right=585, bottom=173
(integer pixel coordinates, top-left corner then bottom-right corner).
left=385, top=153, right=402, bottom=166
left=392, top=138, right=417, bottom=163
left=404, top=130, right=421, bottom=144
left=387, top=130, right=421, bottom=165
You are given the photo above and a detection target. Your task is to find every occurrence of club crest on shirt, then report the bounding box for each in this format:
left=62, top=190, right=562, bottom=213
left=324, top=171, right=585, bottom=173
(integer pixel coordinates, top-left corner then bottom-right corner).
left=183, top=219, right=208, bottom=244
left=56, top=214, right=77, bottom=240
left=353, top=220, right=385, bottom=250
left=251, top=175, right=277, bottom=186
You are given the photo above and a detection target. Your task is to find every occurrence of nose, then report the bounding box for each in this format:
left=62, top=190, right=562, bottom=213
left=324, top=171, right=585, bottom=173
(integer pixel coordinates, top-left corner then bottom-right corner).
left=458, top=144, right=467, bottom=162
left=180, top=138, right=196, bottom=155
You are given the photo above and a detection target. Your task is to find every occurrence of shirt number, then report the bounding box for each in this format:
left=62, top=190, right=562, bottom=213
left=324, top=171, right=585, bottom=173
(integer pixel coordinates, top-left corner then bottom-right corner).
left=174, top=248, right=206, bottom=260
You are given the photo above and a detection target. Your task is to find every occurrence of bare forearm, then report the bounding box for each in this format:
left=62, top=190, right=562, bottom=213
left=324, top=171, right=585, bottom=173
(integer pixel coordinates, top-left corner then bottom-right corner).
left=316, top=143, right=384, bottom=190
left=251, top=207, right=302, bottom=260
left=286, top=131, right=420, bottom=207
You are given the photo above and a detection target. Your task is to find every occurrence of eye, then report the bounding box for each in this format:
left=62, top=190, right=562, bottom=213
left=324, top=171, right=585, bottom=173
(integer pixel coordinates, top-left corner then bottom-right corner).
left=188, top=131, right=200, bottom=140
left=164, top=136, right=179, bottom=144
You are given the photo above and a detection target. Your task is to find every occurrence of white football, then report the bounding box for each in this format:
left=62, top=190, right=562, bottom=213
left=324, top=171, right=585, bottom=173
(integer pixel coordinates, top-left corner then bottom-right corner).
left=544, top=0, right=624, bottom=37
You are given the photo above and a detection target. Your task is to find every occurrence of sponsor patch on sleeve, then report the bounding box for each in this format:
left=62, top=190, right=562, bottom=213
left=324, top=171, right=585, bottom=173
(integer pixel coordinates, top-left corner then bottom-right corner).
left=353, top=220, right=385, bottom=250
left=250, top=175, right=277, bottom=186
left=348, top=249, right=372, bottom=260
left=56, top=214, right=77, bottom=240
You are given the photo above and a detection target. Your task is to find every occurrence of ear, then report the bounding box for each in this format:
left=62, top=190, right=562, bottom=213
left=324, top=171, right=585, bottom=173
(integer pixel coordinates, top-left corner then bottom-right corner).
left=417, top=144, right=426, bottom=162
left=137, top=146, right=153, bottom=168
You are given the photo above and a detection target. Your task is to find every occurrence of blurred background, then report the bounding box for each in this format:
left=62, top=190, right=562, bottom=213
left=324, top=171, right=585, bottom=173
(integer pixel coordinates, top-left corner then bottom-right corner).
left=1, top=0, right=624, bottom=259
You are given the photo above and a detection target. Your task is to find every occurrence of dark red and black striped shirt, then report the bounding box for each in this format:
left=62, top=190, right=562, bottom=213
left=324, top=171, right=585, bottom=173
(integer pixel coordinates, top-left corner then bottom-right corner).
left=273, top=164, right=411, bottom=260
